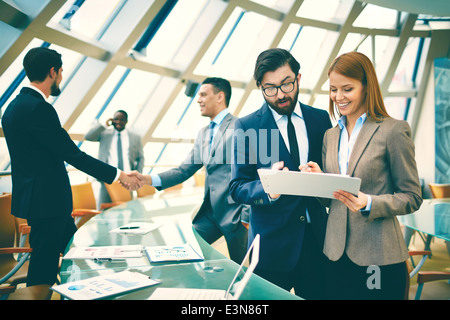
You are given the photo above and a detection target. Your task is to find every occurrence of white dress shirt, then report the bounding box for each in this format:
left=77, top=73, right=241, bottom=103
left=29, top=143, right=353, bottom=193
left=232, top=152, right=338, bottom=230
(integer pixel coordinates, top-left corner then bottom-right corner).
left=268, top=102, right=311, bottom=222
left=338, top=113, right=372, bottom=211
left=268, top=102, right=309, bottom=166
left=108, top=128, right=131, bottom=173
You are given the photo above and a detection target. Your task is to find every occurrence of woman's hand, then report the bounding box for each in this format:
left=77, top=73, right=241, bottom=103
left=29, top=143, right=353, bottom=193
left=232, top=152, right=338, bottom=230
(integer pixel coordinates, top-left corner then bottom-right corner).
left=333, top=190, right=368, bottom=213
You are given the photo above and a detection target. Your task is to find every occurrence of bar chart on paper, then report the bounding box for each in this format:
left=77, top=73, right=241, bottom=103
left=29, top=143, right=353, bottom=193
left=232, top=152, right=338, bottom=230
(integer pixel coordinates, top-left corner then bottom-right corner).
left=145, top=244, right=204, bottom=262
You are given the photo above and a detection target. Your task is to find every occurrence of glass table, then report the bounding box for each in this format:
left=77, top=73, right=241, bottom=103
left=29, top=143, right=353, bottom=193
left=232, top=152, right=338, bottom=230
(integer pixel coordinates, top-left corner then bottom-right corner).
left=59, top=260, right=298, bottom=300
left=59, top=190, right=300, bottom=300
left=398, top=199, right=450, bottom=243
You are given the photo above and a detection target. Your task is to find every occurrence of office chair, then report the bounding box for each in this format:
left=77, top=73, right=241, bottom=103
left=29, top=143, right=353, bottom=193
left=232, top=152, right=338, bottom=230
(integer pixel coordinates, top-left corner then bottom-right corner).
left=71, top=182, right=102, bottom=229
left=404, top=183, right=450, bottom=299
left=405, top=250, right=431, bottom=300
left=415, top=270, right=450, bottom=300
left=0, top=284, right=52, bottom=300
left=407, top=250, right=432, bottom=278
left=0, top=193, right=32, bottom=290
left=406, top=251, right=450, bottom=299
left=163, top=183, right=183, bottom=193
left=137, top=184, right=156, bottom=198
left=428, top=183, right=450, bottom=199
left=414, top=183, right=450, bottom=254
left=194, top=171, right=205, bottom=187
left=103, top=180, right=132, bottom=207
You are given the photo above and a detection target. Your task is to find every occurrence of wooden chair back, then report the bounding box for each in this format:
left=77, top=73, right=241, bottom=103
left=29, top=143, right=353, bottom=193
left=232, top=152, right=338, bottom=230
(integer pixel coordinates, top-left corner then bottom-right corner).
left=104, top=181, right=132, bottom=203
left=137, top=185, right=156, bottom=198
left=428, top=183, right=450, bottom=199
left=71, top=182, right=97, bottom=210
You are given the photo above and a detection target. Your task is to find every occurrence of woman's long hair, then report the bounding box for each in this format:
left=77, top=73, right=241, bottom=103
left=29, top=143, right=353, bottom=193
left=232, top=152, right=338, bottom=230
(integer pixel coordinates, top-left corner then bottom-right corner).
left=327, top=51, right=390, bottom=121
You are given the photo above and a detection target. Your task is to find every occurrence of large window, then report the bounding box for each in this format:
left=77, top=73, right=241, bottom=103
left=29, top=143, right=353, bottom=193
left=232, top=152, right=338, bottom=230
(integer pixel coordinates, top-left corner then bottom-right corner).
left=1, top=0, right=446, bottom=173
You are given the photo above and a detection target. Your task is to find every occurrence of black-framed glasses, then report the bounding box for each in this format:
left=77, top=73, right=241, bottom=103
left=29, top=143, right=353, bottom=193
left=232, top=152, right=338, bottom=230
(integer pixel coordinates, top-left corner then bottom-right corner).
left=261, top=79, right=296, bottom=97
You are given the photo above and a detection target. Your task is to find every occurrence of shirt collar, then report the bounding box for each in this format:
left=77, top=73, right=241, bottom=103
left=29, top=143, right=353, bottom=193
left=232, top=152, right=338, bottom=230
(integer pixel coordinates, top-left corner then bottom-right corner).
left=25, top=84, right=47, bottom=100
left=211, top=108, right=229, bottom=126
left=338, top=113, right=367, bottom=129
left=269, top=101, right=303, bottom=123
left=115, top=128, right=128, bottom=135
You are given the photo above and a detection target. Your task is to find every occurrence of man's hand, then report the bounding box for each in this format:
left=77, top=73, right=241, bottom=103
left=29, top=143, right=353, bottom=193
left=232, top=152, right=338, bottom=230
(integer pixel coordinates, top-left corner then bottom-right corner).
left=127, top=171, right=152, bottom=185
left=119, top=171, right=144, bottom=191
left=299, top=161, right=322, bottom=173
left=268, top=161, right=289, bottom=200
left=119, top=171, right=153, bottom=191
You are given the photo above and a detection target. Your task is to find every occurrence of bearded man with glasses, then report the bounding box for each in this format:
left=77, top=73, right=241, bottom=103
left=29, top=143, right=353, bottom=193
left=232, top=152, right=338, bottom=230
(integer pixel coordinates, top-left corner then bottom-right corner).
left=229, top=48, right=332, bottom=299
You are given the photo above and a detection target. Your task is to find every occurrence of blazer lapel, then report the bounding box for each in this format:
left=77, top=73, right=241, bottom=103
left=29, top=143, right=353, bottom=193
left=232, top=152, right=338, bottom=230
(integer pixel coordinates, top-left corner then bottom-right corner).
left=210, top=112, right=232, bottom=156
left=347, top=120, right=380, bottom=176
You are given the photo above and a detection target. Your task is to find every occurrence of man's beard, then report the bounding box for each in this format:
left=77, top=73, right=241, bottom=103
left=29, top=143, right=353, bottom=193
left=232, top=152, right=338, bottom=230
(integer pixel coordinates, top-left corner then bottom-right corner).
left=50, top=80, right=61, bottom=96
left=264, top=91, right=298, bottom=116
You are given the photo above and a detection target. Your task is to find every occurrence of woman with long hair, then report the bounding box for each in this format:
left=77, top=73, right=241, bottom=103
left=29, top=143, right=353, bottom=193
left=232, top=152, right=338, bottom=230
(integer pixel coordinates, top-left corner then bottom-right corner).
left=302, top=51, right=422, bottom=299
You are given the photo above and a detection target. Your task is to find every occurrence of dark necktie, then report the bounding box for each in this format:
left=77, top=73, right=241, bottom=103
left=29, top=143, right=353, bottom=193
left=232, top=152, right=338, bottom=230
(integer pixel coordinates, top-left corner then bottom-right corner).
left=208, top=122, right=216, bottom=152
left=287, top=114, right=300, bottom=168
left=117, top=132, right=124, bottom=170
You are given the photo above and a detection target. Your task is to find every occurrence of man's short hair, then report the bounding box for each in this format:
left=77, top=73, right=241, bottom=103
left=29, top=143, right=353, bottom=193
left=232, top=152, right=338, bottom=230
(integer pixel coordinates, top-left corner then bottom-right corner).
left=202, top=77, right=232, bottom=107
left=115, top=110, right=128, bottom=121
left=253, top=48, right=300, bottom=86
left=23, top=47, right=62, bottom=82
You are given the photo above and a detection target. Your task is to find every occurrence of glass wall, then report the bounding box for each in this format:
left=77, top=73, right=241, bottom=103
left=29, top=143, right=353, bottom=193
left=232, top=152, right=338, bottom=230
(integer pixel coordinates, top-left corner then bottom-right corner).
left=0, top=0, right=448, bottom=174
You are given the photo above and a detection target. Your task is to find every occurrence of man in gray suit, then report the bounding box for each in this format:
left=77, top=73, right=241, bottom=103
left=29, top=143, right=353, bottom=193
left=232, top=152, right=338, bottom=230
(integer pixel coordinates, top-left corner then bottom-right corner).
left=130, top=77, right=249, bottom=263
left=85, top=110, right=145, bottom=207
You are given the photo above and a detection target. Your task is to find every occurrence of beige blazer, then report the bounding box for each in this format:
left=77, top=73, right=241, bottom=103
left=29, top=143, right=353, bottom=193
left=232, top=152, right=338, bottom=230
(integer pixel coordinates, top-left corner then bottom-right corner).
left=322, top=117, right=422, bottom=266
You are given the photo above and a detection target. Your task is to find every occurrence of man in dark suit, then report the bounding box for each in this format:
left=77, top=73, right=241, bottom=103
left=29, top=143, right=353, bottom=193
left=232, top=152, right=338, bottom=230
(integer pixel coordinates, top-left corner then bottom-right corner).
left=130, top=77, right=249, bottom=263
left=229, top=48, right=332, bottom=299
left=1, top=47, right=141, bottom=286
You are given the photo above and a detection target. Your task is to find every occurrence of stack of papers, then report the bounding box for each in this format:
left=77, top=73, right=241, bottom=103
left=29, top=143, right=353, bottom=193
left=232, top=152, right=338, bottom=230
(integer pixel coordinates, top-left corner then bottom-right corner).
left=145, top=244, right=204, bottom=263
left=52, top=270, right=159, bottom=300
left=63, top=245, right=144, bottom=260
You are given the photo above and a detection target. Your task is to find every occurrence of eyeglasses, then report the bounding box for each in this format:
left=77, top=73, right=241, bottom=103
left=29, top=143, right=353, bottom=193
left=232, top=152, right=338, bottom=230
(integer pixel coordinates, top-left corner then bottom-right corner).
left=261, top=79, right=296, bottom=97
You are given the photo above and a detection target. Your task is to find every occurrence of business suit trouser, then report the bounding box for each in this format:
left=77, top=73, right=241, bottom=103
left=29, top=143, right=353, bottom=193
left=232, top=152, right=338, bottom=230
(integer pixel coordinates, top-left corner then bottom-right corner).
left=254, top=224, right=328, bottom=299
left=325, top=252, right=408, bottom=300
left=27, top=214, right=77, bottom=286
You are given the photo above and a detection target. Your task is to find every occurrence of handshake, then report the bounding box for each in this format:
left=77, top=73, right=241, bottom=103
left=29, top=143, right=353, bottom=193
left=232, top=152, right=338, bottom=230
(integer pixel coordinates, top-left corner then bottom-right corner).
left=118, top=171, right=152, bottom=191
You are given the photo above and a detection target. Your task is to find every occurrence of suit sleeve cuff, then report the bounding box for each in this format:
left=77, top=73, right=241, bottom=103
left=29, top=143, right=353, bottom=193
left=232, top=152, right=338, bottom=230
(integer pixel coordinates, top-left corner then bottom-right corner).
left=267, top=194, right=279, bottom=203
left=151, top=174, right=162, bottom=187
left=360, top=195, right=372, bottom=216
left=114, top=169, right=121, bottom=182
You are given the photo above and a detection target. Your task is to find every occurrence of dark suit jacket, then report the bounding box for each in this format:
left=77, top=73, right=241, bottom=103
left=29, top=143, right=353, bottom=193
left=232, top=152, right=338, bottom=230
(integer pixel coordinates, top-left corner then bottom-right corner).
left=230, top=102, right=331, bottom=272
left=2, top=87, right=117, bottom=220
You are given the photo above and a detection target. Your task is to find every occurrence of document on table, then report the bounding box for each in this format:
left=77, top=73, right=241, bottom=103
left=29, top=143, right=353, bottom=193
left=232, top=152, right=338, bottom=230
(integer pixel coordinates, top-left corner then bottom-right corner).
left=62, top=245, right=144, bottom=260
left=145, top=243, right=204, bottom=263
left=109, top=222, right=161, bottom=235
left=51, top=270, right=159, bottom=300
left=258, top=169, right=361, bottom=199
